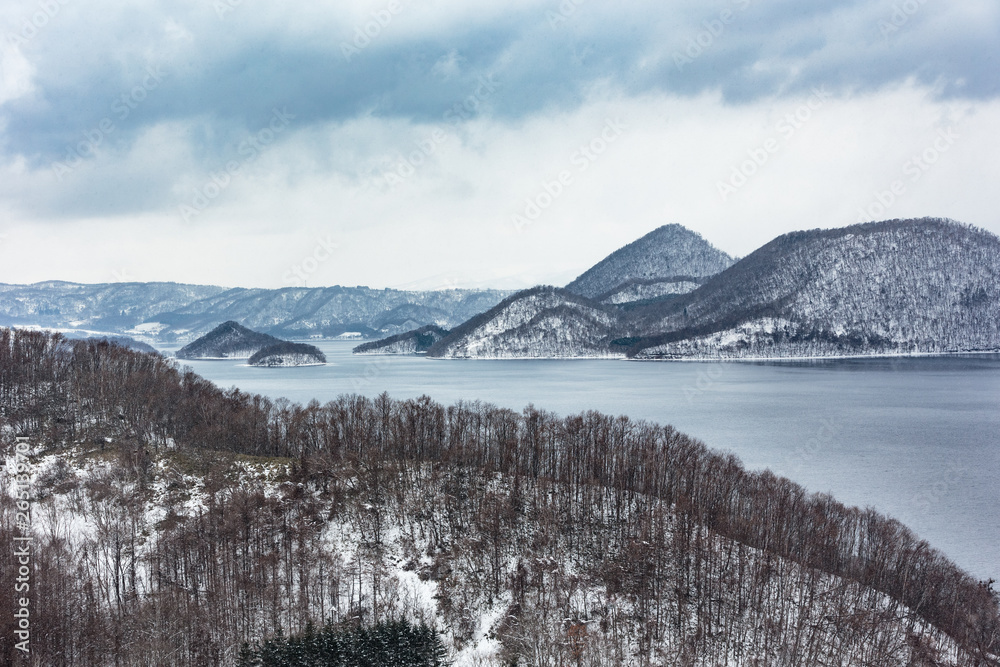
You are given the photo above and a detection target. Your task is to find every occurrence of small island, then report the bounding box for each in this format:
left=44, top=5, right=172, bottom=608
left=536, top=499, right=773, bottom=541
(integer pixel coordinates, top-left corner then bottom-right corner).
left=176, top=321, right=283, bottom=360
left=176, top=321, right=326, bottom=367
left=248, top=341, right=327, bottom=367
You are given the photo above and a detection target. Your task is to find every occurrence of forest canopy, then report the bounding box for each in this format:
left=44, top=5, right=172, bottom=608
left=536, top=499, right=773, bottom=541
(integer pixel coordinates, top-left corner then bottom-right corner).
left=0, top=329, right=997, bottom=665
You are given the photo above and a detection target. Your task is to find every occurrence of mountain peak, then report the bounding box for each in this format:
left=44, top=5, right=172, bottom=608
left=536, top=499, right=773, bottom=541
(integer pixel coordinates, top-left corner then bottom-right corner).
left=176, top=320, right=283, bottom=360
left=565, top=224, right=734, bottom=299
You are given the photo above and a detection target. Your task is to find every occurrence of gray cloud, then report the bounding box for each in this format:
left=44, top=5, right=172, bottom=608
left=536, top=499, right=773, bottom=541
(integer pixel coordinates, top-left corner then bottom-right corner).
left=0, top=0, right=997, bottom=220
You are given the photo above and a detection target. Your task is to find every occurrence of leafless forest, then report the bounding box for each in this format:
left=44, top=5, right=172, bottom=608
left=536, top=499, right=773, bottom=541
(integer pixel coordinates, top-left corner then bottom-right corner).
left=1, top=330, right=997, bottom=665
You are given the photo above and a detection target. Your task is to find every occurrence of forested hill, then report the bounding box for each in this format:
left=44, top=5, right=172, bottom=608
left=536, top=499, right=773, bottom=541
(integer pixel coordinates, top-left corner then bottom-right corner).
left=157, top=286, right=511, bottom=341
left=0, top=281, right=225, bottom=333
left=1, top=328, right=998, bottom=665
left=394, top=218, right=1000, bottom=359
left=247, top=341, right=327, bottom=367
left=176, top=320, right=283, bottom=359
left=565, top=224, right=734, bottom=300
left=426, top=286, right=623, bottom=358
left=0, top=282, right=512, bottom=342
left=353, top=324, right=449, bottom=355
left=630, top=218, right=1000, bottom=358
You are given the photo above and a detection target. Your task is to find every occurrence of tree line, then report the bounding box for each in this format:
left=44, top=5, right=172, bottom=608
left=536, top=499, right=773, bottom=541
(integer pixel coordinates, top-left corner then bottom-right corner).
left=0, top=328, right=998, bottom=665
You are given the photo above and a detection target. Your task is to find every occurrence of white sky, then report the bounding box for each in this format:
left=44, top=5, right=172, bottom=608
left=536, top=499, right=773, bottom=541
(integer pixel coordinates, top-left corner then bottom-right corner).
left=0, top=0, right=997, bottom=289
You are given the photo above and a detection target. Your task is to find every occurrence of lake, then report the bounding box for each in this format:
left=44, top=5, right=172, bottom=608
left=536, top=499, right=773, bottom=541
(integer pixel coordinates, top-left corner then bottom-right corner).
left=165, top=341, right=1000, bottom=581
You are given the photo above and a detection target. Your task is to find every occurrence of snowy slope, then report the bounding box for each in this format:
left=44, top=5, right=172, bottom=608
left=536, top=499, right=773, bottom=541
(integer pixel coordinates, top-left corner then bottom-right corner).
left=566, top=224, right=734, bottom=299
left=0, top=281, right=225, bottom=332
left=176, top=320, right=283, bottom=359
left=432, top=219, right=1000, bottom=360
left=0, top=282, right=511, bottom=342
left=597, top=277, right=702, bottom=305
left=157, top=286, right=512, bottom=340
left=426, top=287, right=623, bottom=358
left=354, top=325, right=450, bottom=355
left=5, top=444, right=985, bottom=667
left=3, top=332, right=998, bottom=664
left=632, top=218, right=1000, bottom=358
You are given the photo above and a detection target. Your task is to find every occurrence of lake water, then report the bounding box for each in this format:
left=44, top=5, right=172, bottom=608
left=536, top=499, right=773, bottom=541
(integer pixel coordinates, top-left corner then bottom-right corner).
left=165, top=341, right=1000, bottom=581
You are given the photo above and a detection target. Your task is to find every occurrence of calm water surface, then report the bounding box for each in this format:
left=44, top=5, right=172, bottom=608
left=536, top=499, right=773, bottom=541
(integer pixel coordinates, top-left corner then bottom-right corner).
left=165, top=341, right=1000, bottom=581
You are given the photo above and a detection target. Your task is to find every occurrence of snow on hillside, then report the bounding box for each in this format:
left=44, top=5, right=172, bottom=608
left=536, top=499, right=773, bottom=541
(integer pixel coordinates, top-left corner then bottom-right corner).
left=599, top=278, right=702, bottom=305
left=356, top=338, right=423, bottom=355
left=0, top=282, right=225, bottom=334
left=0, top=282, right=511, bottom=342
left=633, top=317, right=918, bottom=359
left=176, top=320, right=282, bottom=359
left=354, top=325, right=449, bottom=355
left=159, top=286, right=511, bottom=340
left=566, top=224, right=734, bottom=299
left=3, top=445, right=977, bottom=666
left=635, top=218, right=1000, bottom=358
left=429, top=288, right=623, bottom=358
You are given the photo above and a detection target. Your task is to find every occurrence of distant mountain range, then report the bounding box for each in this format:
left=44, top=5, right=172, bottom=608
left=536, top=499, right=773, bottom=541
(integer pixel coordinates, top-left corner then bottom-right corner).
left=0, top=281, right=223, bottom=335
left=360, top=224, right=731, bottom=357
left=366, top=218, right=1000, bottom=360
left=6, top=218, right=998, bottom=360
left=0, top=282, right=512, bottom=343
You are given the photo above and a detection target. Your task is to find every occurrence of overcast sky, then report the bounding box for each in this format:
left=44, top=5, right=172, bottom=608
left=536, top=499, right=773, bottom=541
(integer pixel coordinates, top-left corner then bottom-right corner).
left=0, top=0, right=997, bottom=289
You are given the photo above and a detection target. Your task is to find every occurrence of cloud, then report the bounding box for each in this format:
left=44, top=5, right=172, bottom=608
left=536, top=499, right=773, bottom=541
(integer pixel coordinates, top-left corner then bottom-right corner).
left=0, top=0, right=997, bottom=288
left=2, top=82, right=997, bottom=289
left=3, top=0, right=997, bottom=164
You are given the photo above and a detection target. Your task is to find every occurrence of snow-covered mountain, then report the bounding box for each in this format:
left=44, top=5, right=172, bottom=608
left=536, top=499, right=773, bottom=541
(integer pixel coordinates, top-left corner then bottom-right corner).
left=145, top=286, right=511, bottom=340
left=565, top=224, right=734, bottom=300
left=426, top=286, right=624, bottom=358
left=596, top=277, right=702, bottom=305
left=353, top=324, right=450, bottom=355
left=411, top=218, right=1000, bottom=360
left=631, top=218, right=1000, bottom=358
left=0, top=282, right=511, bottom=342
left=176, top=320, right=283, bottom=359
left=0, top=281, right=225, bottom=333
